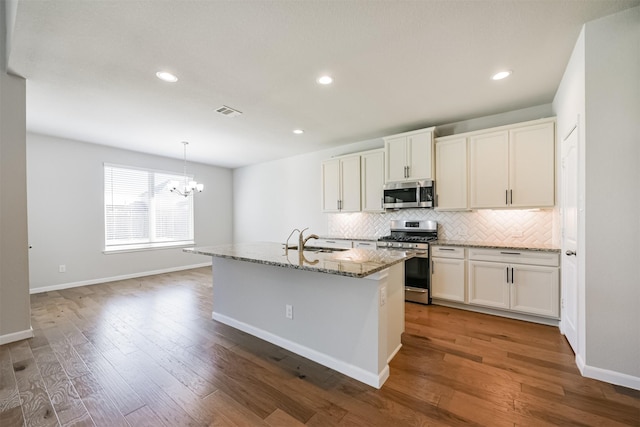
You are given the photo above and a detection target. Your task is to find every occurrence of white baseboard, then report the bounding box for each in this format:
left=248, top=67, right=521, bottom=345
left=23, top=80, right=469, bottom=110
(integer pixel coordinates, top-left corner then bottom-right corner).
left=212, top=311, right=389, bottom=389
left=582, top=363, right=640, bottom=391
left=0, top=327, right=34, bottom=345
left=30, top=262, right=212, bottom=294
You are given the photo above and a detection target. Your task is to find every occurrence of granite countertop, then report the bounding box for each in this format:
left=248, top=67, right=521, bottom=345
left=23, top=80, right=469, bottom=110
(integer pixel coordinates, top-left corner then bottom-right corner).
left=184, top=242, right=413, bottom=278
left=431, top=240, right=560, bottom=253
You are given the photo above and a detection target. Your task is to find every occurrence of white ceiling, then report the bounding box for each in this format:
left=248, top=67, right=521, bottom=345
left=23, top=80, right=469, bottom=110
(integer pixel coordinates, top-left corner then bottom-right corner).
left=7, top=0, right=639, bottom=168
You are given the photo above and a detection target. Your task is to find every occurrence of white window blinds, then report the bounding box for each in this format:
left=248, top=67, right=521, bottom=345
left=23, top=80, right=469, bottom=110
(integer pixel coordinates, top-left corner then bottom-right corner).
left=104, top=164, right=194, bottom=251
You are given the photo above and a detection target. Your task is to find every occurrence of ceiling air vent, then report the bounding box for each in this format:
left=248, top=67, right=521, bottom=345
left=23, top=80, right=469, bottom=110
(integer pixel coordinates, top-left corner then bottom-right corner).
left=215, top=105, right=243, bottom=118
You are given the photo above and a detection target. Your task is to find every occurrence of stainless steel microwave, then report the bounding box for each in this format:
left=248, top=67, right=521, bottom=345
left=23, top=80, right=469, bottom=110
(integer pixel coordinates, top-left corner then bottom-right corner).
left=383, top=180, right=435, bottom=209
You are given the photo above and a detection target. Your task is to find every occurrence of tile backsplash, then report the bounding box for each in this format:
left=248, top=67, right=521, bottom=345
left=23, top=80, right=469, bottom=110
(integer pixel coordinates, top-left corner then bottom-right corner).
left=328, top=208, right=559, bottom=247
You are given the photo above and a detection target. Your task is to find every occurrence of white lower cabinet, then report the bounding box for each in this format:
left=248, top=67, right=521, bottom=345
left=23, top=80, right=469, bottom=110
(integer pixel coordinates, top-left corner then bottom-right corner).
left=431, top=246, right=466, bottom=302
left=468, top=249, right=560, bottom=318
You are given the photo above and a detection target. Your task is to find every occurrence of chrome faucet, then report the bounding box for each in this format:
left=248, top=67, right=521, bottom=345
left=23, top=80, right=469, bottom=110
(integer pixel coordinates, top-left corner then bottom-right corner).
left=299, top=227, right=319, bottom=251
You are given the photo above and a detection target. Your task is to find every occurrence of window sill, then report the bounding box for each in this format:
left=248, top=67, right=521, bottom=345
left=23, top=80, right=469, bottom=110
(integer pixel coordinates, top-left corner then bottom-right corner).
left=104, top=241, right=195, bottom=254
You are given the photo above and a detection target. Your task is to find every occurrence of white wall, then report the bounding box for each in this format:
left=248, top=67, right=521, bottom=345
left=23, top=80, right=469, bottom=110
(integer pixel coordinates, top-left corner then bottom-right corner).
left=233, top=138, right=382, bottom=243
left=553, top=6, right=640, bottom=388
left=27, top=133, right=233, bottom=291
left=583, top=7, right=640, bottom=381
left=1, top=0, right=32, bottom=344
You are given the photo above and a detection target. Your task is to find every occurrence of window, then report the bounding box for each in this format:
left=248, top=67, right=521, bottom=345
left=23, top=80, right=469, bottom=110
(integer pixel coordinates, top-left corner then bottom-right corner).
left=104, top=164, right=194, bottom=252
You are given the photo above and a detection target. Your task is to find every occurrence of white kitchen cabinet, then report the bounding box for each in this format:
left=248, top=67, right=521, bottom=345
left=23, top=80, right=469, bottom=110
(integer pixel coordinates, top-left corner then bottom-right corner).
left=509, top=122, right=556, bottom=207
left=435, top=136, right=468, bottom=210
left=468, top=261, right=510, bottom=309
left=353, top=240, right=377, bottom=249
left=468, top=249, right=560, bottom=318
left=384, top=127, right=435, bottom=183
left=360, top=149, right=385, bottom=212
left=469, top=119, right=555, bottom=209
left=321, top=155, right=361, bottom=212
left=431, top=246, right=466, bottom=302
left=306, top=239, right=353, bottom=249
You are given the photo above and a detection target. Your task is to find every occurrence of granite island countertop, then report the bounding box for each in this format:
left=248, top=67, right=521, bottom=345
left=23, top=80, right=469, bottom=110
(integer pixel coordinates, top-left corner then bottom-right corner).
left=431, top=240, right=560, bottom=253
left=184, top=242, right=414, bottom=278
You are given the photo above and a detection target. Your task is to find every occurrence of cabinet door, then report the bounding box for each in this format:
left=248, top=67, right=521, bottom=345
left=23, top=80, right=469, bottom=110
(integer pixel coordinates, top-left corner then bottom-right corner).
left=361, top=151, right=384, bottom=212
left=509, top=122, right=555, bottom=207
left=431, top=257, right=466, bottom=302
left=321, top=159, right=340, bottom=212
left=435, top=137, right=468, bottom=210
left=468, top=260, right=509, bottom=309
left=339, top=155, right=361, bottom=212
left=510, top=265, right=559, bottom=318
left=469, top=131, right=509, bottom=208
left=385, top=136, right=407, bottom=182
left=407, top=131, right=433, bottom=180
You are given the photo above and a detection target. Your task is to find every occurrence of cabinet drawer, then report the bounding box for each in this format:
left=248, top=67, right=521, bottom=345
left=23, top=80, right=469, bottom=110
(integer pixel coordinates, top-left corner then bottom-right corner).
left=431, top=246, right=465, bottom=259
left=353, top=241, right=377, bottom=249
left=468, top=248, right=559, bottom=267
left=307, top=239, right=353, bottom=249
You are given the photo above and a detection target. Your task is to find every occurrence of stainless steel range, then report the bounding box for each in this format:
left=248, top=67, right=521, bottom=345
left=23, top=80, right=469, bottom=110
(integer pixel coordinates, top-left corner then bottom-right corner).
left=377, top=220, right=438, bottom=304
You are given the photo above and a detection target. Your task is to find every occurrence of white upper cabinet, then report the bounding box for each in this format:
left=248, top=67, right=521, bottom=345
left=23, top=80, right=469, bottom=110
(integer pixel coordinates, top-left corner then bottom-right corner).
left=509, top=122, right=556, bottom=207
left=384, top=127, right=435, bottom=183
left=469, top=131, right=510, bottom=208
left=321, top=155, right=361, bottom=213
left=361, top=149, right=385, bottom=212
left=469, top=119, right=555, bottom=209
left=435, top=136, right=468, bottom=210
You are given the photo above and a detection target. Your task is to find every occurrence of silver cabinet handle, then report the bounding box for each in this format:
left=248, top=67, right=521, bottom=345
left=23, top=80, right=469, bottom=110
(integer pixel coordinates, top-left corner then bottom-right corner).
left=381, top=197, right=383, bottom=209
left=506, top=189, right=508, bottom=205
left=566, top=250, right=576, bottom=256
left=438, top=248, right=455, bottom=251
left=506, top=267, right=510, bottom=283
left=510, top=189, right=513, bottom=205
left=500, top=251, right=521, bottom=255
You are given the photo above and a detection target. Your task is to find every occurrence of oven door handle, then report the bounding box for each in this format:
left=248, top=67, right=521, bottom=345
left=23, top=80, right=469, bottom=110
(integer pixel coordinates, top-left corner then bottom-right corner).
left=405, top=286, right=428, bottom=294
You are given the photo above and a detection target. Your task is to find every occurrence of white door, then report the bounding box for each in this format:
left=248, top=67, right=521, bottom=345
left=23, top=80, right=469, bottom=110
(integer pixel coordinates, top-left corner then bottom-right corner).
left=339, top=156, right=361, bottom=212
left=468, top=260, right=510, bottom=309
left=509, top=122, right=556, bottom=208
left=510, top=265, right=560, bottom=318
left=469, top=131, right=509, bottom=208
left=407, top=131, right=433, bottom=180
left=435, top=137, right=468, bottom=210
left=361, top=151, right=384, bottom=212
left=431, top=257, right=465, bottom=302
left=561, top=125, right=579, bottom=353
left=321, top=159, right=340, bottom=212
left=385, top=136, right=407, bottom=182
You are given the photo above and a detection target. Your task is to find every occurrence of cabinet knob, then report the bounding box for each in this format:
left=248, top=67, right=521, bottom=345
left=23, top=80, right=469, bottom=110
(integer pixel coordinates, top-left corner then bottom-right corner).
left=565, top=250, right=576, bottom=256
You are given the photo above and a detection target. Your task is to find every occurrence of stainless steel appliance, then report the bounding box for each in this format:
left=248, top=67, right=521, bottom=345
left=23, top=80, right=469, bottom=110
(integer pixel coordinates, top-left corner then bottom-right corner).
left=377, top=220, right=438, bottom=304
left=383, top=180, right=435, bottom=209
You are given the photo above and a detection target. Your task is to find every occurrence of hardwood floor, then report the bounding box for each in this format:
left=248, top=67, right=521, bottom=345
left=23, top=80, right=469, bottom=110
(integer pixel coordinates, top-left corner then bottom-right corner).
left=1, top=267, right=638, bottom=426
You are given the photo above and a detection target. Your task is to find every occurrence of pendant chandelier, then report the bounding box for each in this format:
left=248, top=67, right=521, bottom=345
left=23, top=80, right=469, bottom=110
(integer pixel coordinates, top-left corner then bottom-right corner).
left=169, top=141, right=204, bottom=197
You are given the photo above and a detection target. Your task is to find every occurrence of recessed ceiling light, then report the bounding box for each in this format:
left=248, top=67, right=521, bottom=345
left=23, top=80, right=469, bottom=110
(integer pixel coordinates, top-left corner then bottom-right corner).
left=293, top=129, right=304, bottom=134
left=317, top=75, right=333, bottom=85
left=492, top=70, right=512, bottom=81
left=156, top=71, right=178, bottom=83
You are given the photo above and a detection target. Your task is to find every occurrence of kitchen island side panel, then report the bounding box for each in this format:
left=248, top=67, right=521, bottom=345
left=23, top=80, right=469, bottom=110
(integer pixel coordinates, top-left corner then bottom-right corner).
left=210, top=257, right=403, bottom=388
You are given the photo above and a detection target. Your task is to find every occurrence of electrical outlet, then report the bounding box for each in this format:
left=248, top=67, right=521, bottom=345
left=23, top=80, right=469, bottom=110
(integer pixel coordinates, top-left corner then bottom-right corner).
left=379, top=286, right=387, bottom=306
left=285, top=304, right=293, bottom=319
left=59, top=264, right=66, bottom=273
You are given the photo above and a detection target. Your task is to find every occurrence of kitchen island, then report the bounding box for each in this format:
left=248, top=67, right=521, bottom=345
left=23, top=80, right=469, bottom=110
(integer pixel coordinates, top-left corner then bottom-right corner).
left=185, top=242, right=411, bottom=388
